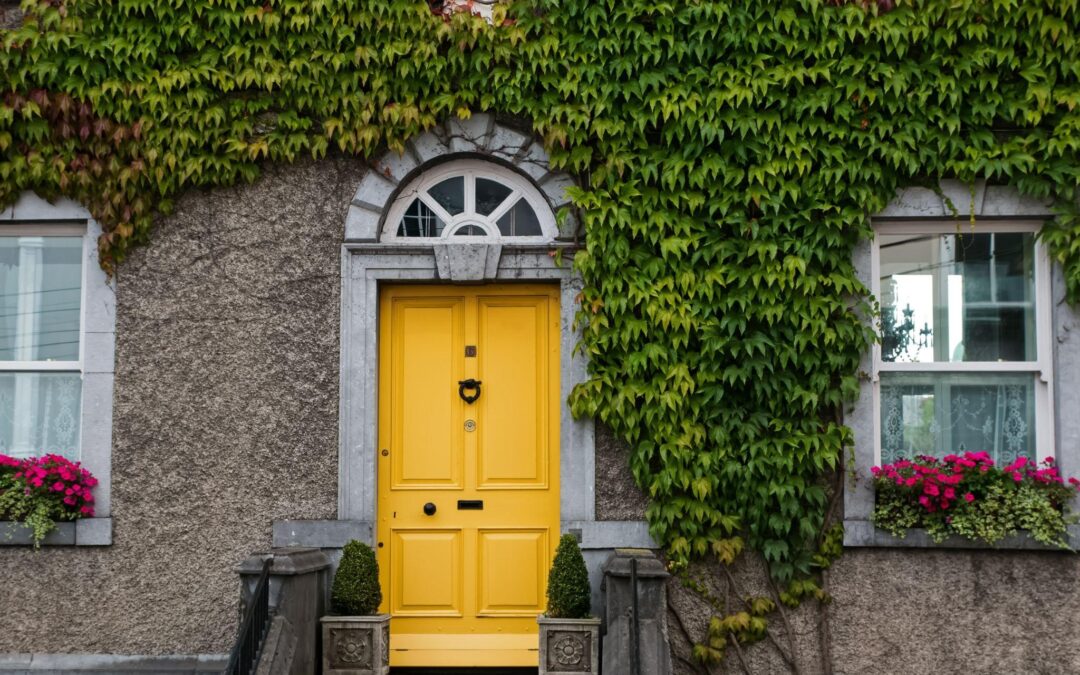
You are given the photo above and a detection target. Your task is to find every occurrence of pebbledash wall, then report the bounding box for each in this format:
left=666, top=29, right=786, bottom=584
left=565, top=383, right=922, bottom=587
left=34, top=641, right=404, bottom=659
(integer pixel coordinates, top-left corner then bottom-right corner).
left=1, top=115, right=1079, bottom=673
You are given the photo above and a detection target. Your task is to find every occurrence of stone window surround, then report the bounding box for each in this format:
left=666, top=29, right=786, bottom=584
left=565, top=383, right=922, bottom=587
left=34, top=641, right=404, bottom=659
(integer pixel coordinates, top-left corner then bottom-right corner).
left=844, top=181, right=1080, bottom=548
left=0, top=192, right=115, bottom=546
left=275, top=115, right=656, bottom=570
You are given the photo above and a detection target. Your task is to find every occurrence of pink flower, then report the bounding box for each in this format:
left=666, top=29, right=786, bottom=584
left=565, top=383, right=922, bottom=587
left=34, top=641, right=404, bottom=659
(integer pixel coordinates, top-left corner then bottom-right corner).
left=925, top=483, right=940, bottom=497
left=51, top=481, right=65, bottom=492
left=918, top=495, right=931, bottom=509
left=964, top=492, right=975, bottom=503
left=944, top=487, right=956, bottom=500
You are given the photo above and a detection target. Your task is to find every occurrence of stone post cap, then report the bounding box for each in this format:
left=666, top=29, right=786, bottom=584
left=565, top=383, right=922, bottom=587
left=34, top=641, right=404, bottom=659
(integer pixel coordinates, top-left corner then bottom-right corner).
left=601, top=548, right=670, bottom=579
left=235, top=547, right=331, bottom=576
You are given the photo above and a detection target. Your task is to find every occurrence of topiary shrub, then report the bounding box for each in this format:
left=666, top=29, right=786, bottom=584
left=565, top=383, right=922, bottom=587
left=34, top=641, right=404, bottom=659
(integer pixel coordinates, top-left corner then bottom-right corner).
left=331, top=540, right=383, bottom=615
left=545, top=534, right=591, bottom=619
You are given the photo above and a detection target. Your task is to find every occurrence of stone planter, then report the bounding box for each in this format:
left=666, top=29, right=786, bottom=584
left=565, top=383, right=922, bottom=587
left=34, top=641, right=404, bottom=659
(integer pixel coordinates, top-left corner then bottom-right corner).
left=320, top=615, right=390, bottom=675
left=537, top=616, right=602, bottom=674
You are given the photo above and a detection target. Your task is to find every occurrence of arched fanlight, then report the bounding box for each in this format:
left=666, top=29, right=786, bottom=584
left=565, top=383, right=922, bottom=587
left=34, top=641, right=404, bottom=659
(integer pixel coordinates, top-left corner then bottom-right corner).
left=381, top=159, right=557, bottom=243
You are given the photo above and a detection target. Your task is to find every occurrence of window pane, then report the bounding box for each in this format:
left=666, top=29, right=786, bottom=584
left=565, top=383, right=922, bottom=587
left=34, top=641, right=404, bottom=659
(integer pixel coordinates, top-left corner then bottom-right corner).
left=880, top=372, right=1036, bottom=466
left=476, top=178, right=512, bottom=216
left=0, top=372, right=82, bottom=459
left=428, top=176, right=465, bottom=216
left=452, top=225, right=485, bottom=236
left=397, top=199, right=446, bottom=237
left=0, top=236, right=83, bottom=362
left=495, top=199, right=541, bottom=236
left=879, top=232, right=1036, bottom=363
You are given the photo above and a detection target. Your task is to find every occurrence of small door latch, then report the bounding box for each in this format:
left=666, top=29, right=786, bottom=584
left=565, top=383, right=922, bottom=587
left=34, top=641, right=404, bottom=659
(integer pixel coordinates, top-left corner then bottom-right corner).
left=458, top=379, right=482, bottom=404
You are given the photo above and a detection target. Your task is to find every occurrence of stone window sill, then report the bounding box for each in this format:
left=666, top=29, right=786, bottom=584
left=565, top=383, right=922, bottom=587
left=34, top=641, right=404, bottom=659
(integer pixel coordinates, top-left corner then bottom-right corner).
left=0, top=518, right=112, bottom=546
left=843, top=519, right=1080, bottom=551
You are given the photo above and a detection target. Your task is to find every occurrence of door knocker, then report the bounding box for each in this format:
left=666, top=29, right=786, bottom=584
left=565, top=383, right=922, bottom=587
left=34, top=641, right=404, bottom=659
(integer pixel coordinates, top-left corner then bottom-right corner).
left=458, top=379, right=482, bottom=404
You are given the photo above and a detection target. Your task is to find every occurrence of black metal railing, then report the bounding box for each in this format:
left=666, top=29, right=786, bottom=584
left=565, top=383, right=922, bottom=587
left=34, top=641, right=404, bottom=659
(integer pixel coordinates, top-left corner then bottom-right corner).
left=225, top=558, right=273, bottom=675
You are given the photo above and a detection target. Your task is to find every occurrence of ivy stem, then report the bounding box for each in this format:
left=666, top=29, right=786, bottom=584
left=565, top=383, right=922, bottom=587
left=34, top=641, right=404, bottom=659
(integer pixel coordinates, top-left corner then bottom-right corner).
left=766, top=573, right=804, bottom=675
left=818, top=568, right=834, bottom=675
left=720, top=564, right=796, bottom=669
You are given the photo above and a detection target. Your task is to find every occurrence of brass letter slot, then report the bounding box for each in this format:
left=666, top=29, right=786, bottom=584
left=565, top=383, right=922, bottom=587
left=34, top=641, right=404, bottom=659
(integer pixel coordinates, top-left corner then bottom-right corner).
left=457, top=500, right=484, bottom=510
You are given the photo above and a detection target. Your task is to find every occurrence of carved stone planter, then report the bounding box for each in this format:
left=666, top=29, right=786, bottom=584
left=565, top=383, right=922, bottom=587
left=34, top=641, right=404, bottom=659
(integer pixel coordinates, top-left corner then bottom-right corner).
left=538, top=616, right=601, bottom=674
left=320, top=615, right=390, bottom=675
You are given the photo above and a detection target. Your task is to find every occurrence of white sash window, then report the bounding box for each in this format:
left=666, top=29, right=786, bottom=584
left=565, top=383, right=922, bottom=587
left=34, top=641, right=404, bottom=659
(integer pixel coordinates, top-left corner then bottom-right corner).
left=873, top=221, right=1053, bottom=465
left=0, top=229, right=87, bottom=459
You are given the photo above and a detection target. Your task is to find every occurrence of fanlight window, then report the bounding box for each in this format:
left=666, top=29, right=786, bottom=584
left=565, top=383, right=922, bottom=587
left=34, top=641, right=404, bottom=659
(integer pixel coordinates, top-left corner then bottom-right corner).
left=382, top=159, right=556, bottom=243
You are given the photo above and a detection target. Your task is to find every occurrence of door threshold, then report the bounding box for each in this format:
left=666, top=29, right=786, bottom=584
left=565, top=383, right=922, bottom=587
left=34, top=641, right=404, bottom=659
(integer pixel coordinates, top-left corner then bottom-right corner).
left=391, top=669, right=537, bottom=674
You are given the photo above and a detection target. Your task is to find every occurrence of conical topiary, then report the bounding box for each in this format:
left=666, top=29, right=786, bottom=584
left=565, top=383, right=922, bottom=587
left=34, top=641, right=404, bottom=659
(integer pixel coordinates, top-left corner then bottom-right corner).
left=331, top=540, right=382, bottom=615
left=545, top=534, right=591, bottom=619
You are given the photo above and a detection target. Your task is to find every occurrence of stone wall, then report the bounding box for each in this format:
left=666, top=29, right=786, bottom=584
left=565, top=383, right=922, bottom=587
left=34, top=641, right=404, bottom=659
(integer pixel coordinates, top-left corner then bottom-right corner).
left=0, top=158, right=359, bottom=654
left=667, top=548, right=1080, bottom=674
left=594, top=422, right=649, bottom=521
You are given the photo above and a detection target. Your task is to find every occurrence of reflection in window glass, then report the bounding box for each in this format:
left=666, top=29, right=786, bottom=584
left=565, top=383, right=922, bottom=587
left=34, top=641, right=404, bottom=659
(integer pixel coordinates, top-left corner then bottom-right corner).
left=397, top=199, right=446, bottom=237
left=496, top=199, right=542, bottom=237
left=428, top=176, right=465, bottom=216
left=0, top=237, right=83, bottom=362
left=879, top=232, right=1035, bottom=363
left=0, top=372, right=82, bottom=458
left=880, top=372, right=1035, bottom=465
left=475, top=178, right=512, bottom=216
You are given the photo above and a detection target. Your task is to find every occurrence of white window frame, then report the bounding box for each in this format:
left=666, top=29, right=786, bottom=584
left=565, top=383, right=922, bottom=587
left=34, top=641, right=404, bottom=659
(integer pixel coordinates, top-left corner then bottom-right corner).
left=871, top=219, right=1055, bottom=464
left=380, top=158, right=558, bottom=244
left=0, top=193, right=114, bottom=545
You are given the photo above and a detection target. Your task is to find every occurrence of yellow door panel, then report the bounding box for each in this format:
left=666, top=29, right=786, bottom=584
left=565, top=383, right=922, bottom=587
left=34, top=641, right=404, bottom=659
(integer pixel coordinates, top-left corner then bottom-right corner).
left=391, top=529, right=463, bottom=616
left=476, top=297, right=549, bottom=488
left=391, top=298, right=465, bottom=489
left=377, top=284, right=560, bottom=668
left=477, top=529, right=548, bottom=616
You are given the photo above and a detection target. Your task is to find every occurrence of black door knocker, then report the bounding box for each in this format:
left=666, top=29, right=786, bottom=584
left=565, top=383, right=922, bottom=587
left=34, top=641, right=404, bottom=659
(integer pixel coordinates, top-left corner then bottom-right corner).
left=458, top=379, right=482, bottom=404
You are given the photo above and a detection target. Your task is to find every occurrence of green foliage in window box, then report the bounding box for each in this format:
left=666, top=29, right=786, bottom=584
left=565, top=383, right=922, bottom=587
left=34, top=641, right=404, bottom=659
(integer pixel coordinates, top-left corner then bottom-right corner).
left=872, top=453, right=1079, bottom=548
left=331, top=540, right=383, bottom=616
left=545, top=534, right=591, bottom=619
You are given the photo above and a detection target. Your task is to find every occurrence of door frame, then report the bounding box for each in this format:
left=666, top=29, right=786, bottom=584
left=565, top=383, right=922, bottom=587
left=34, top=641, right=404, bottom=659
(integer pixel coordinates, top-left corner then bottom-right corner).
left=339, top=244, right=596, bottom=539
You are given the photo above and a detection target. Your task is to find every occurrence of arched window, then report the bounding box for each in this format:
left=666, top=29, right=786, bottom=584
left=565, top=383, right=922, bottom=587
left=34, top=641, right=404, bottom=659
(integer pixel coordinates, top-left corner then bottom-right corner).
left=381, top=159, right=557, bottom=243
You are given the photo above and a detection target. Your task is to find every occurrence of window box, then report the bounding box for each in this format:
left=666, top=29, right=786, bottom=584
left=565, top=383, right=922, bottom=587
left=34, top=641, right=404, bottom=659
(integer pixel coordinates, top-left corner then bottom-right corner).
left=0, top=517, right=111, bottom=546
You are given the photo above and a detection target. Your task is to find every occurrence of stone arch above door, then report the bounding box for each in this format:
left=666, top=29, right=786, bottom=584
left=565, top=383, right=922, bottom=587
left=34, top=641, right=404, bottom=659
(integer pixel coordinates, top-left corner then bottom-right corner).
left=344, top=114, right=579, bottom=244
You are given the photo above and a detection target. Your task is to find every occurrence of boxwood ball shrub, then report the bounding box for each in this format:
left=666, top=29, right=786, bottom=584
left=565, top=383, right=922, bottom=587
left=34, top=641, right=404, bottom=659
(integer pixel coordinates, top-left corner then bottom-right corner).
left=546, top=534, right=591, bottom=619
left=331, top=540, right=382, bottom=616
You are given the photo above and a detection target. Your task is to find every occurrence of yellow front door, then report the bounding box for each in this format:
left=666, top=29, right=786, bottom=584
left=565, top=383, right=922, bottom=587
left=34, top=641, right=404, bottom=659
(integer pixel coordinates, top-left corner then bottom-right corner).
left=377, top=284, right=561, bottom=667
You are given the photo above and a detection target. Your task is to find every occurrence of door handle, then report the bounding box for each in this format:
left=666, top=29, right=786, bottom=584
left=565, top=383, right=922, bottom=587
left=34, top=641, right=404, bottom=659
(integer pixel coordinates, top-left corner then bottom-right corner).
left=423, top=502, right=437, bottom=516
left=458, top=379, right=482, bottom=404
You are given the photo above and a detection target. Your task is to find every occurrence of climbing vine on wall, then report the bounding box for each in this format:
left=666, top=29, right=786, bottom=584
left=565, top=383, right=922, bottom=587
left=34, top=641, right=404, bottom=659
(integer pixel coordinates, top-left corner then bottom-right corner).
left=4, top=0, right=1080, bottom=668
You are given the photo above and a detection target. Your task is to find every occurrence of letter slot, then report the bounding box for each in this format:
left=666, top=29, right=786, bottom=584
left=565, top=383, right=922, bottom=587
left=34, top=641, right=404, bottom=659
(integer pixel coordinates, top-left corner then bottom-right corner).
left=457, top=500, right=484, bottom=510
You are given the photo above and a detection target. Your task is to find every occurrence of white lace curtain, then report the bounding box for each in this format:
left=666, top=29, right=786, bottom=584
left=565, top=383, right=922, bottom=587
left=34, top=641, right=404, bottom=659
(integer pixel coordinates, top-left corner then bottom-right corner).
left=881, top=379, right=1035, bottom=466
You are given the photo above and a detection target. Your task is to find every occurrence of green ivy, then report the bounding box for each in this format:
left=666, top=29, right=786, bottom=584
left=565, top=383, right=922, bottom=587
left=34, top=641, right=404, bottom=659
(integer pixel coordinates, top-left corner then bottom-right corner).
left=4, top=0, right=1080, bottom=644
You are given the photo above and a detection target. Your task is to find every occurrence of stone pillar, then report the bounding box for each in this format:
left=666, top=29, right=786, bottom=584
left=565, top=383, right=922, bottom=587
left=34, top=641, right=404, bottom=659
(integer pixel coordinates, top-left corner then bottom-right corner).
left=600, top=548, right=673, bottom=675
left=236, top=547, right=331, bottom=675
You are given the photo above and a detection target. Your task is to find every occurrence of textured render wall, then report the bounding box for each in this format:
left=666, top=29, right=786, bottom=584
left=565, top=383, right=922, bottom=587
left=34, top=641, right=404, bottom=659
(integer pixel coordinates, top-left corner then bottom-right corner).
left=594, top=422, right=649, bottom=521
left=0, top=158, right=359, bottom=654
left=668, top=549, right=1080, bottom=674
